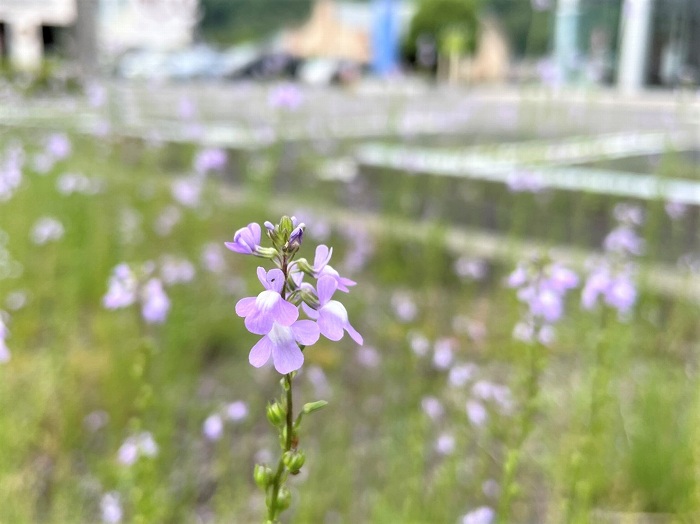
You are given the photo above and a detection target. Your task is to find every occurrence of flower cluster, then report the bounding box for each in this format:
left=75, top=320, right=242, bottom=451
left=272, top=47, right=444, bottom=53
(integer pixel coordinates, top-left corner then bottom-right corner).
left=102, top=263, right=171, bottom=324
left=226, top=216, right=362, bottom=374
left=582, top=203, right=643, bottom=317
left=0, top=312, right=10, bottom=363
left=0, top=143, right=24, bottom=202
left=117, top=431, right=158, bottom=466
left=508, top=257, right=579, bottom=345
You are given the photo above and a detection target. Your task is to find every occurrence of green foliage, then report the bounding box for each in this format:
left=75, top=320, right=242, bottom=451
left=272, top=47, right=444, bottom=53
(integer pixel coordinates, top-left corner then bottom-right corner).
left=404, top=0, right=481, bottom=65
left=199, top=0, right=313, bottom=44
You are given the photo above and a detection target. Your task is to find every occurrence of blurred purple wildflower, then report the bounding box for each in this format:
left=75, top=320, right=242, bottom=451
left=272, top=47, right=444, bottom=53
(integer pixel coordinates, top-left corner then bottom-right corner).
left=100, top=492, right=123, bottom=524
left=171, top=176, right=202, bottom=207
left=0, top=313, right=10, bottom=363
left=194, top=148, right=227, bottom=175
left=45, top=133, right=71, bottom=160
left=117, top=432, right=158, bottom=466
left=462, top=506, right=495, bottom=524
left=141, top=278, right=170, bottom=324
left=31, top=217, right=65, bottom=245
left=268, top=84, right=303, bottom=111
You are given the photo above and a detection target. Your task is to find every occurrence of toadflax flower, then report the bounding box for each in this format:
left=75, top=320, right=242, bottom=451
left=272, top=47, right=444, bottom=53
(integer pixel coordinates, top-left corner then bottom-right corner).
left=225, top=223, right=262, bottom=255
left=248, top=318, right=320, bottom=374
left=303, top=275, right=363, bottom=344
left=0, top=312, right=10, bottom=363
left=236, top=267, right=299, bottom=335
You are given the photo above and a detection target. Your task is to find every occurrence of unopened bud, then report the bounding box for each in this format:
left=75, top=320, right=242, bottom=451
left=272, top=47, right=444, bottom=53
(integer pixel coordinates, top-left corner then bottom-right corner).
left=283, top=450, right=306, bottom=474
left=253, top=464, right=273, bottom=489
left=279, top=216, right=294, bottom=236
left=287, top=224, right=305, bottom=251
left=302, top=400, right=328, bottom=414
left=266, top=402, right=286, bottom=426
left=277, top=486, right=291, bottom=511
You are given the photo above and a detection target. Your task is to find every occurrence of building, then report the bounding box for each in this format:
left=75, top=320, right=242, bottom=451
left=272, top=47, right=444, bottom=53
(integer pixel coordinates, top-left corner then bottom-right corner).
left=553, top=0, right=700, bottom=91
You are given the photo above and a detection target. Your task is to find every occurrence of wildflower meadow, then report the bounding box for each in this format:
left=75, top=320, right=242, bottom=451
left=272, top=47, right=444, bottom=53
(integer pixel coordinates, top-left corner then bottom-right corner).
left=1, top=83, right=700, bottom=524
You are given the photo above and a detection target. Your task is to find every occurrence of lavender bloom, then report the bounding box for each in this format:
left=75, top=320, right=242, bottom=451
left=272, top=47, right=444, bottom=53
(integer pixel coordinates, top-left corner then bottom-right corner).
left=311, top=245, right=356, bottom=292
left=435, top=432, right=456, bottom=455
left=531, top=0, right=551, bottom=10
left=454, top=256, right=488, bottom=281
left=56, top=172, right=101, bottom=195
left=140, top=278, right=170, bottom=324
left=160, top=255, right=196, bottom=285
left=171, top=176, right=202, bottom=207
left=236, top=268, right=298, bottom=335
left=613, top=203, right=644, bottom=226
left=103, top=264, right=138, bottom=309
left=194, top=148, right=227, bottom=175
left=100, top=492, right=123, bottom=524
left=356, top=345, right=381, bottom=368
left=248, top=319, right=320, bottom=374
left=603, top=226, right=645, bottom=256
left=0, top=313, right=10, bottom=363
left=391, top=291, right=417, bottom=323
left=462, top=506, right=495, bottom=524
left=31, top=217, right=65, bottom=245
left=154, top=206, right=182, bottom=237
left=225, top=223, right=262, bottom=255
left=225, top=400, right=248, bottom=421
left=432, top=338, right=454, bottom=370
left=507, top=169, right=544, bottom=193
left=46, top=133, right=71, bottom=160
left=665, top=200, right=687, bottom=220
left=421, top=396, right=444, bottom=420
left=581, top=265, right=637, bottom=315
left=201, top=243, right=226, bottom=273
left=117, top=432, right=158, bottom=465
left=508, top=259, right=578, bottom=342
left=466, top=400, right=488, bottom=426
left=303, top=275, right=363, bottom=345
left=268, top=84, right=303, bottom=111
left=86, top=82, right=106, bottom=108
left=203, top=414, right=224, bottom=441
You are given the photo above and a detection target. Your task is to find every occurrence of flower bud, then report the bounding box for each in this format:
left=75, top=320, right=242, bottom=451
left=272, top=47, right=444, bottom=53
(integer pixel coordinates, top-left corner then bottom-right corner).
left=283, top=450, right=306, bottom=474
left=253, top=464, right=273, bottom=489
left=287, top=224, right=305, bottom=251
left=279, top=216, right=294, bottom=236
left=266, top=402, right=286, bottom=427
left=302, top=400, right=328, bottom=414
left=277, top=486, right=292, bottom=511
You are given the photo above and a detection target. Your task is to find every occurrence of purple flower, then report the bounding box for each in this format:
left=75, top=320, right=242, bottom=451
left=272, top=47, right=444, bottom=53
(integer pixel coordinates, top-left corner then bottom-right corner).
left=236, top=267, right=298, bottom=335
left=507, top=169, right=544, bottom=193
left=268, top=84, right=303, bottom=111
left=100, top=492, right=122, bottom=524
left=171, top=176, right=202, bottom=207
left=31, top=217, right=64, bottom=245
left=249, top=320, right=320, bottom=374
left=225, top=401, right=248, bottom=421
left=203, top=414, right=224, bottom=441
left=103, top=264, right=138, bottom=309
left=665, top=200, right=687, bottom=220
left=303, top=275, right=363, bottom=345
left=225, top=223, right=262, bottom=255
left=462, top=506, right=495, bottom=524
left=194, top=148, right=227, bottom=175
left=312, top=245, right=356, bottom=292
left=603, top=226, right=645, bottom=256
left=46, top=133, right=71, bottom=160
left=0, top=314, right=10, bottom=363
left=117, top=432, right=158, bottom=465
left=141, top=278, right=170, bottom=324
left=582, top=265, right=636, bottom=315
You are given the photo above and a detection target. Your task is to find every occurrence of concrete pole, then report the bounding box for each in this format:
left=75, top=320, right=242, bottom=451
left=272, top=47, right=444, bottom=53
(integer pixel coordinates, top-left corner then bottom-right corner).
left=617, top=0, right=655, bottom=93
left=75, top=0, right=99, bottom=76
left=554, top=0, right=580, bottom=84
left=8, top=17, right=43, bottom=72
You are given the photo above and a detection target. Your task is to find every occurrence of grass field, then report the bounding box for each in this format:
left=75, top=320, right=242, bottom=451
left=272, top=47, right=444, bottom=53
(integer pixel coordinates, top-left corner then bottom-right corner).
left=1, top=120, right=700, bottom=523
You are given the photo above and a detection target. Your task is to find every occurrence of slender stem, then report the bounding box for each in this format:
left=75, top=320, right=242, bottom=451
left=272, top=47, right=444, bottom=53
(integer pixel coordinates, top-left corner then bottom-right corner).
left=266, top=373, right=295, bottom=522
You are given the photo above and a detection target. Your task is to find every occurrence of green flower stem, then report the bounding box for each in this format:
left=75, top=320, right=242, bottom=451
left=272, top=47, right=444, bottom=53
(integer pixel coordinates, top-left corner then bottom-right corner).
left=267, top=373, right=295, bottom=522
left=497, top=339, right=545, bottom=522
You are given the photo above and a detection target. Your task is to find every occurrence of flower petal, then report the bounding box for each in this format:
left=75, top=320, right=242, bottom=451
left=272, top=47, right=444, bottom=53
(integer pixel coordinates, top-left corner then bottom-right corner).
left=291, top=320, right=320, bottom=346
left=345, top=321, right=363, bottom=345
left=249, top=335, right=273, bottom=368
left=314, top=245, right=332, bottom=271
left=266, top=268, right=285, bottom=293
left=235, top=296, right=257, bottom=317
left=318, top=302, right=346, bottom=341
left=272, top=341, right=304, bottom=374
left=302, top=302, right=319, bottom=320
left=256, top=266, right=267, bottom=287
left=273, top=297, right=299, bottom=326
left=316, top=275, right=338, bottom=305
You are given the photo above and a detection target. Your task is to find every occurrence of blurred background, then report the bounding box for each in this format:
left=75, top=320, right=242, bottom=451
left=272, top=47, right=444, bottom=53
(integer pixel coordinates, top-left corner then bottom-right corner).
left=1, top=0, right=700, bottom=523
